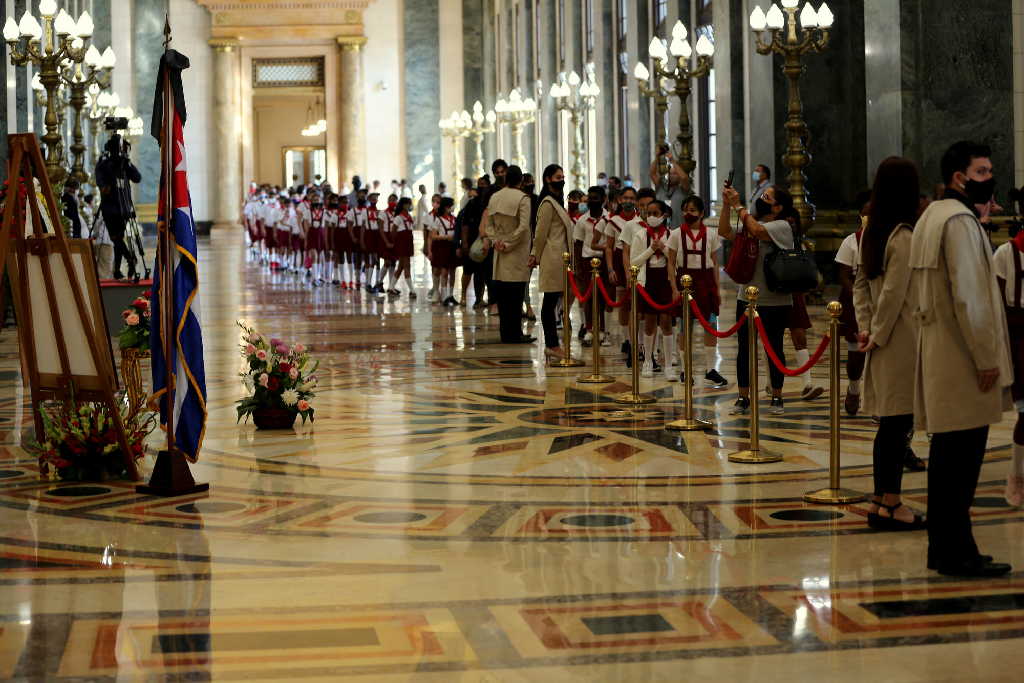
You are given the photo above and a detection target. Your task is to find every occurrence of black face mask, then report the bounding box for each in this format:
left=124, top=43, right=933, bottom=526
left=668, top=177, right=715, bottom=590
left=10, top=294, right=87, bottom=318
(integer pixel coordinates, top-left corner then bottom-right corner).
left=550, top=180, right=565, bottom=195
left=358, top=199, right=367, bottom=207
left=587, top=200, right=603, bottom=214
left=568, top=201, right=579, bottom=213
left=524, top=184, right=535, bottom=195
left=620, top=202, right=636, bottom=213
left=755, top=197, right=773, bottom=218
left=965, top=177, right=996, bottom=205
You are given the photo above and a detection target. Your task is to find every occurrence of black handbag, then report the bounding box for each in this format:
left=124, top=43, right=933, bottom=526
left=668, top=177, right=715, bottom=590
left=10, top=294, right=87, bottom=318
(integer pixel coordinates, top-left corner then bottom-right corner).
left=764, top=227, right=819, bottom=294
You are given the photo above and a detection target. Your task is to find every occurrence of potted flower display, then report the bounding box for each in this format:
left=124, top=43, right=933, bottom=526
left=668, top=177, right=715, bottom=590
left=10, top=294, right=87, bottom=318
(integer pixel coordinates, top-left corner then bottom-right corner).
left=236, top=322, right=317, bottom=429
left=118, top=290, right=152, bottom=352
left=26, top=399, right=156, bottom=481
left=117, top=290, right=152, bottom=412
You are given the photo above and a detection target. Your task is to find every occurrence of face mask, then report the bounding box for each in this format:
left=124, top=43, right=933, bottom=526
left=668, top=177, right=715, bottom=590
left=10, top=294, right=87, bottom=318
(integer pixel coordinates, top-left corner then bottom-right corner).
left=568, top=201, right=579, bottom=213
left=587, top=200, right=603, bottom=213
left=755, top=197, right=773, bottom=218
left=752, top=171, right=761, bottom=182
left=597, top=178, right=608, bottom=187
left=964, top=177, right=996, bottom=205
left=620, top=202, right=636, bottom=213
left=524, top=184, right=535, bottom=194
left=358, top=199, right=367, bottom=206
left=624, top=180, right=634, bottom=188
left=550, top=180, right=565, bottom=194
left=683, top=213, right=699, bottom=225
left=647, top=216, right=664, bottom=228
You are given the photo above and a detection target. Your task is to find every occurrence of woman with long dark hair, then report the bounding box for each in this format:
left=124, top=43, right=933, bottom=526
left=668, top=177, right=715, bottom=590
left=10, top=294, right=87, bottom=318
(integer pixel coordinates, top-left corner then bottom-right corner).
left=854, top=156, right=925, bottom=531
left=529, top=164, right=574, bottom=361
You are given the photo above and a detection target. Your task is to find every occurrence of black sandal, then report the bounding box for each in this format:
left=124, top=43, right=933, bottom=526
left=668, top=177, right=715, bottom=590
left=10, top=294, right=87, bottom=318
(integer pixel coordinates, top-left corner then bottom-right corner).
left=868, top=502, right=926, bottom=532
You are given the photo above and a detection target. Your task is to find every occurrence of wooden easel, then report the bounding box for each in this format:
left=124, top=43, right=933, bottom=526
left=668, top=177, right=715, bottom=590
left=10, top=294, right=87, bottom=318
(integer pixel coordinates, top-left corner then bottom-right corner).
left=0, top=134, right=138, bottom=480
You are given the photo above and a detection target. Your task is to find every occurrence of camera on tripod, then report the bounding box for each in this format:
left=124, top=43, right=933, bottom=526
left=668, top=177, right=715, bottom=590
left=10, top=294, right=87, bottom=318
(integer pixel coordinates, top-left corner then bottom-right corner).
left=104, top=116, right=129, bottom=131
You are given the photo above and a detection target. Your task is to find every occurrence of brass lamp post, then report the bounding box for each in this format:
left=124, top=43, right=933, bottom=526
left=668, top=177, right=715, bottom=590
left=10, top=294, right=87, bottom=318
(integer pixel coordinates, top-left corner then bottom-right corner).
left=549, top=64, right=600, bottom=191
left=634, top=20, right=714, bottom=186
left=750, top=0, right=834, bottom=227
left=464, top=101, right=496, bottom=179
left=61, top=44, right=114, bottom=184
left=4, top=1, right=93, bottom=182
left=495, top=88, right=537, bottom=169
left=439, top=110, right=470, bottom=202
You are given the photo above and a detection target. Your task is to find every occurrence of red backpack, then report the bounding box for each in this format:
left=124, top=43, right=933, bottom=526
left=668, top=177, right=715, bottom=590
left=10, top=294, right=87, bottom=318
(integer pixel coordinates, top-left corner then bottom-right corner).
left=724, top=228, right=759, bottom=284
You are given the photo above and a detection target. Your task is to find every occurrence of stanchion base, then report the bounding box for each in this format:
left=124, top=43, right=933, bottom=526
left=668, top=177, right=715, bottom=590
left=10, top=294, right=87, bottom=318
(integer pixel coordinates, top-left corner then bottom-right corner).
left=578, top=374, right=615, bottom=384
left=803, top=487, right=866, bottom=505
left=551, top=357, right=586, bottom=368
left=727, top=449, right=783, bottom=464
left=665, top=417, right=713, bottom=431
left=612, top=391, right=656, bottom=405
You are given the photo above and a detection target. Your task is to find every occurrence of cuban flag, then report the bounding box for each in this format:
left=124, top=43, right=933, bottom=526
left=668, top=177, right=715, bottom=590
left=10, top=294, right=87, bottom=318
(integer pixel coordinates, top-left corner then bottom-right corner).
left=149, top=48, right=207, bottom=463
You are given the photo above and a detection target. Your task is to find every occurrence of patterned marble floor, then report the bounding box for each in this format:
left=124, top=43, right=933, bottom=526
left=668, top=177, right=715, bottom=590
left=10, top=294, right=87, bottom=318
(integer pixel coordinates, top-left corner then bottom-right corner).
left=1, top=232, right=1022, bottom=681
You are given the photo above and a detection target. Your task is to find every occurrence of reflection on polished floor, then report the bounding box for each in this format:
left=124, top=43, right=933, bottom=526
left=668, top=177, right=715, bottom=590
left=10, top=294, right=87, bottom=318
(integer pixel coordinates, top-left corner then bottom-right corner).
left=1, top=232, right=1023, bottom=681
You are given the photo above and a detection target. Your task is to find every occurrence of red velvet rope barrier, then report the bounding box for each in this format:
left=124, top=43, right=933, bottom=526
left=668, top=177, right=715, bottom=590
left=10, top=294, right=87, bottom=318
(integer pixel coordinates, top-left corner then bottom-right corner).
left=596, top=278, right=627, bottom=308
left=689, top=299, right=747, bottom=339
left=636, top=283, right=683, bottom=312
left=567, top=272, right=594, bottom=303
left=754, top=315, right=831, bottom=377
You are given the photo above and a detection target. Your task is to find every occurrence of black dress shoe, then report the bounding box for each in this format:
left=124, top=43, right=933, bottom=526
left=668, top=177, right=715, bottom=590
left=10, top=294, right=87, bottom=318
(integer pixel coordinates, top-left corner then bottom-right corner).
left=928, top=554, right=993, bottom=570
left=903, top=449, right=927, bottom=472
left=935, top=557, right=1011, bottom=578
left=515, top=335, right=537, bottom=344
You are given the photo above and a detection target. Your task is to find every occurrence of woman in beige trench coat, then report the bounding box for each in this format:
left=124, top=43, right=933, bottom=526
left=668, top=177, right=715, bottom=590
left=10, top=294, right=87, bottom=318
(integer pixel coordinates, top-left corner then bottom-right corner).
left=853, top=157, right=926, bottom=532
left=529, top=164, right=573, bottom=361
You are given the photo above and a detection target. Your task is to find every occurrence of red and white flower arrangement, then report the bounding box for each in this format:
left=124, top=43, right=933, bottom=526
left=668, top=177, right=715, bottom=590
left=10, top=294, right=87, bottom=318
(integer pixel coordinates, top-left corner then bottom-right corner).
left=236, top=321, right=318, bottom=424
left=117, top=290, right=152, bottom=351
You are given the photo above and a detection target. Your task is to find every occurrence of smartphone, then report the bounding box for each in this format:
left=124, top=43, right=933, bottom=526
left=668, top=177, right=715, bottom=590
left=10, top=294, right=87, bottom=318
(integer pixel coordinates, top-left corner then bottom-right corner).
left=725, top=170, right=735, bottom=188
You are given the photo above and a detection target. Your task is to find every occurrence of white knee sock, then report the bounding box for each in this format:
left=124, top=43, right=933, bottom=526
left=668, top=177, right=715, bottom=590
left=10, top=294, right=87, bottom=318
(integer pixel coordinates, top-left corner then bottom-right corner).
left=795, top=349, right=811, bottom=388
left=643, top=334, right=655, bottom=367
left=404, top=272, right=413, bottom=291
left=703, top=346, right=715, bottom=375
left=662, top=333, right=674, bottom=373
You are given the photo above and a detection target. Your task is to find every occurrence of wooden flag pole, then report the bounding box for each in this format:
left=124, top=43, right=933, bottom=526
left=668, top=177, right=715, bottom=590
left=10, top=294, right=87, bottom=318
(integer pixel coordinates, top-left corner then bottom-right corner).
left=136, top=17, right=208, bottom=496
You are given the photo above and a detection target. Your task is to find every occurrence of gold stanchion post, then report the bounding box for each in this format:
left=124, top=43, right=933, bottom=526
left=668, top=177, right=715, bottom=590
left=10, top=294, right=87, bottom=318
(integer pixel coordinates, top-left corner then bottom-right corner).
left=804, top=302, right=865, bottom=503
left=552, top=252, right=585, bottom=367
left=614, top=265, right=655, bottom=405
left=579, top=258, right=613, bottom=383
left=667, top=274, right=712, bottom=430
left=728, top=286, right=782, bottom=463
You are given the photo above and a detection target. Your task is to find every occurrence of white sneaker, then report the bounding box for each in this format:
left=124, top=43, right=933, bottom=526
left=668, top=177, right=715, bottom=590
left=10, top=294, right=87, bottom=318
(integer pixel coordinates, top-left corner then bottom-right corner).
left=600, top=332, right=611, bottom=347
left=665, top=366, right=677, bottom=382
left=641, top=361, right=654, bottom=378
left=672, top=352, right=681, bottom=367
left=583, top=330, right=593, bottom=346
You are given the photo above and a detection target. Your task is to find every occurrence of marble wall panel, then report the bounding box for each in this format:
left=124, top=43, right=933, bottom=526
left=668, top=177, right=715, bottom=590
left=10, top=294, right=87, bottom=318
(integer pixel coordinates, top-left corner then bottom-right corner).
left=132, top=0, right=165, bottom=205
left=772, top=0, right=867, bottom=210
left=901, top=0, right=1014, bottom=191
left=404, top=0, right=441, bottom=186
left=463, top=0, right=485, bottom=175
left=92, top=0, right=111, bottom=51
left=864, top=0, right=902, bottom=183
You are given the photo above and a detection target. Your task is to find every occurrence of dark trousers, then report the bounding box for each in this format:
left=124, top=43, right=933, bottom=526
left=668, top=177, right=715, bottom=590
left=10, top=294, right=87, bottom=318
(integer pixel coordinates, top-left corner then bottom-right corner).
left=494, top=280, right=526, bottom=342
left=873, top=413, right=914, bottom=496
left=927, top=426, right=989, bottom=568
left=541, top=292, right=562, bottom=348
left=105, top=212, right=136, bottom=277
left=736, top=301, right=790, bottom=390
left=482, top=251, right=495, bottom=304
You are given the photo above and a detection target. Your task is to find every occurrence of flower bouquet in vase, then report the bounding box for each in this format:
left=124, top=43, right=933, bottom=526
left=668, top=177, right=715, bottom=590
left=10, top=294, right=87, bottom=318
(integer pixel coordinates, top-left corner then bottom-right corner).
left=117, top=290, right=153, bottom=413
left=236, top=322, right=318, bottom=429
left=26, top=399, right=156, bottom=481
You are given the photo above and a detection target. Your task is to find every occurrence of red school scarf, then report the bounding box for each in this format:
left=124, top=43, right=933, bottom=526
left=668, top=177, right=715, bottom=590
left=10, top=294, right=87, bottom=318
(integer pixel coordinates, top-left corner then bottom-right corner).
left=643, top=221, right=668, bottom=242
left=1013, top=228, right=1024, bottom=253
left=683, top=222, right=707, bottom=250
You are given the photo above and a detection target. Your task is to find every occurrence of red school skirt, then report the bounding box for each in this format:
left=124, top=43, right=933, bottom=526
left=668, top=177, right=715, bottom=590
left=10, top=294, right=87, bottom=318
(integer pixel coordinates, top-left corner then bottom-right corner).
left=395, top=230, right=414, bottom=258
left=639, top=266, right=672, bottom=316
left=334, top=225, right=352, bottom=254
left=306, top=226, right=326, bottom=252
left=1006, top=307, right=1024, bottom=401
left=837, top=288, right=858, bottom=343
left=788, top=292, right=812, bottom=330
left=263, top=225, right=276, bottom=249
left=431, top=239, right=456, bottom=269
left=677, top=267, right=719, bottom=319
left=363, top=228, right=380, bottom=256
left=612, top=248, right=626, bottom=286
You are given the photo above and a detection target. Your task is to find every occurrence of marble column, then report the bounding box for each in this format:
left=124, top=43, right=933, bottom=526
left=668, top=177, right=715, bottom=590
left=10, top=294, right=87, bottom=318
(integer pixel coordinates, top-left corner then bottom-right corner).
left=210, top=39, right=241, bottom=231
left=336, top=36, right=367, bottom=187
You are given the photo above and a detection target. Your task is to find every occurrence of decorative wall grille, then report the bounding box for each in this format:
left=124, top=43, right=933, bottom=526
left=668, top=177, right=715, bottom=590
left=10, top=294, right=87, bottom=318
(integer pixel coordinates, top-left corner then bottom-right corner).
left=253, top=58, right=324, bottom=88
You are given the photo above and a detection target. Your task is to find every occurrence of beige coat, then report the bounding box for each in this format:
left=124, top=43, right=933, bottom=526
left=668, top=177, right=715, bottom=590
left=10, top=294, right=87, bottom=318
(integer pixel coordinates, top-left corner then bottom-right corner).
left=910, top=199, right=1013, bottom=433
left=853, top=224, right=917, bottom=417
left=531, top=196, right=573, bottom=292
left=484, top=187, right=532, bottom=282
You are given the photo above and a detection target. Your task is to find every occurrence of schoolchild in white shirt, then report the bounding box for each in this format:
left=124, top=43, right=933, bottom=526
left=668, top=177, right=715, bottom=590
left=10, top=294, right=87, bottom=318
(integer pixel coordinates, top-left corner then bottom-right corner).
left=629, top=200, right=676, bottom=380
left=573, top=186, right=609, bottom=345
